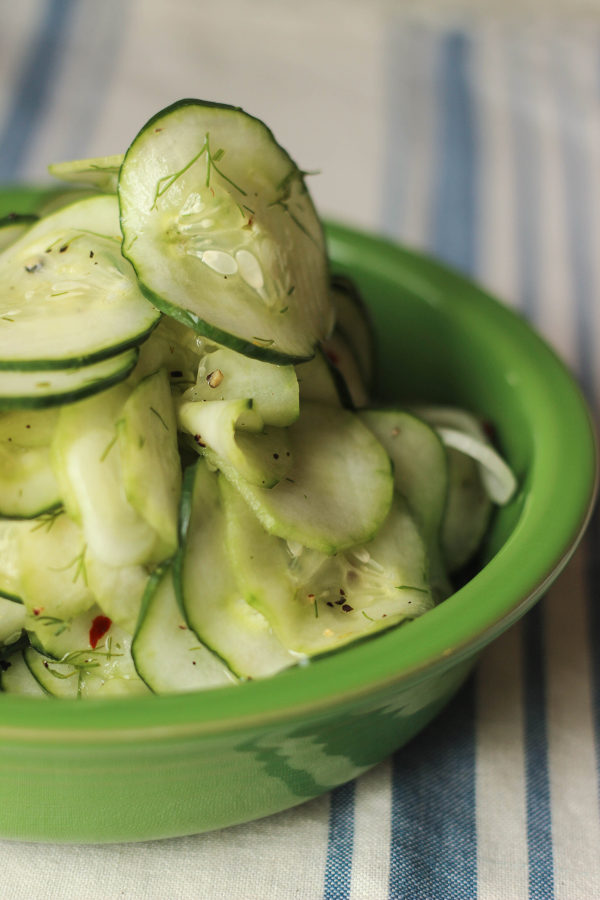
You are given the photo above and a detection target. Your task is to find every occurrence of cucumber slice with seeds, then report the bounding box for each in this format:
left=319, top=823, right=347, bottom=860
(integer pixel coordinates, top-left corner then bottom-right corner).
left=222, top=480, right=433, bottom=656
left=0, top=195, right=159, bottom=370
left=119, top=99, right=333, bottom=363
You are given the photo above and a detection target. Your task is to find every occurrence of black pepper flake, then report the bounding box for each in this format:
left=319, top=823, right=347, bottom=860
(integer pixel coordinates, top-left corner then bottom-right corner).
left=342, top=604, right=353, bottom=612
left=89, top=250, right=94, bottom=258
left=273, top=453, right=279, bottom=459
left=335, top=598, right=345, bottom=605
left=326, top=601, right=334, bottom=608
left=339, top=588, right=345, bottom=596
left=194, top=434, right=206, bottom=447
left=59, top=244, right=68, bottom=253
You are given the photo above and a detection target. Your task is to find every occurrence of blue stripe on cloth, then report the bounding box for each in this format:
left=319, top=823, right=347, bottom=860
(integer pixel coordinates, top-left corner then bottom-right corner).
left=0, top=0, right=78, bottom=181
left=389, top=679, right=477, bottom=900
left=430, top=31, right=477, bottom=274
left=523, top=604, right=555, bottom=899
left=323, top=780, right=356, bottom=900
left=387, top=30, right=478, bottom=900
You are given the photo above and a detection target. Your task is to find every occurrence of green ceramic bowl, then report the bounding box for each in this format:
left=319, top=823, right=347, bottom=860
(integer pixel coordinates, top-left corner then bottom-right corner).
left=0, top=189, right=596, bottom=843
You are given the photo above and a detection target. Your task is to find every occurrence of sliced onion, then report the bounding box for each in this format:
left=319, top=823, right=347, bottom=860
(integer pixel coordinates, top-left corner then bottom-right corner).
left=436, top=427, right=517, bottom=505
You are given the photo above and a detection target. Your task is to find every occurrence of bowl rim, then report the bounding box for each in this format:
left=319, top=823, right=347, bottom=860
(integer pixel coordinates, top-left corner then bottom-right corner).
left=0, top=205, right=597, bottom=742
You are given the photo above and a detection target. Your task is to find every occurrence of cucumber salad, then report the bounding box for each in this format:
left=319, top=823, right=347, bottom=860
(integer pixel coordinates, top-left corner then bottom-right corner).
left=0, top=100, right=516, bottom=698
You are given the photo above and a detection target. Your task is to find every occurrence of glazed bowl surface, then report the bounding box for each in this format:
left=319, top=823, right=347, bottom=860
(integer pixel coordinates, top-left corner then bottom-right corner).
left=0, top=188, right=596, bottom=843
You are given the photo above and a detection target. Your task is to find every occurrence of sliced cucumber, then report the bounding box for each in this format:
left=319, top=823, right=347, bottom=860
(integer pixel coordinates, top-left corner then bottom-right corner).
left=182, top=344, right=299, bottom=427
left=119, top=99, right=333, bottom=363
left=321, top=330, right=369, bottom=408
left=0, top=408, right=61, bottom=517
left=17, top=511, right=95, bottom=619
left=0, top=518, right=28, bottom=601
left=1, top=650, right=48, bottom=696
left=48, top=154, right=124, bottom=193
left=174, top=461, right=300, bottom=679
left=414, top=406, right=497, bottom=571
left=118, top=368, right=182, bottom=561
left=359, top=409, right=451, bottom=602
left=35, top=188, right=101, bottom=217
left=85, top=554, right=149, bottom=635
left=222, top=479, right=433, bottom=656
left=23, top=644, right=148, bottom=698
left=0, top=195, right=159, bottom=369
left=0, top=213, right=37, bottom=251
left=178, top=397, right=292, bottom=488
left=331, top=275, right=375, bottom=388
left=132, top=316, right=205, bottom=391
left=132, top=565, right=236, bottom=693
left=218, top=402, right=393, bottom=553
left=52, top=382, right=165, bottom=567
left=25, top=602, right=139, bottom=684
left=295, top=349, right=347, bottom=407
left=0, top=348, right=138, bottom=410
left=0, top=596, right=25, bottom=648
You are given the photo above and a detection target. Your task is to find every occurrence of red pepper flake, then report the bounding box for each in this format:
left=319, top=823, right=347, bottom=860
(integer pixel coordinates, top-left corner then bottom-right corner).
left=32, top=607, right=43, bottom=616
left=89, top=615, right=112, bottom=649
left=483, top=420, right=496, bottom=440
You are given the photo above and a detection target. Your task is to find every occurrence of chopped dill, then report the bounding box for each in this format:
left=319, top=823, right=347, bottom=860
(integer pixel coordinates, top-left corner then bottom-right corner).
left=49, top=545, right=88, bottom=586
left=150, top=406, right=169, bottom=430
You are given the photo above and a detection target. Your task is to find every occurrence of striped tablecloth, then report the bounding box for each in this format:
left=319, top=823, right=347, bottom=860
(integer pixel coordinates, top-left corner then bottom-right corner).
left=1, top=3, right=599, bottom=898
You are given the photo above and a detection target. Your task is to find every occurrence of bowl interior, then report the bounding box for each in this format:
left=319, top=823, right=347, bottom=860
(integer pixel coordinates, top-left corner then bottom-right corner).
left=0, top=191, right=596, bottom=736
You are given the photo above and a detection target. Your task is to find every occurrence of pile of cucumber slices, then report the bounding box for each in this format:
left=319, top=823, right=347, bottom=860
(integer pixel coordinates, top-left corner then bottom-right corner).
left=0, top=100, right=516, bottom=698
